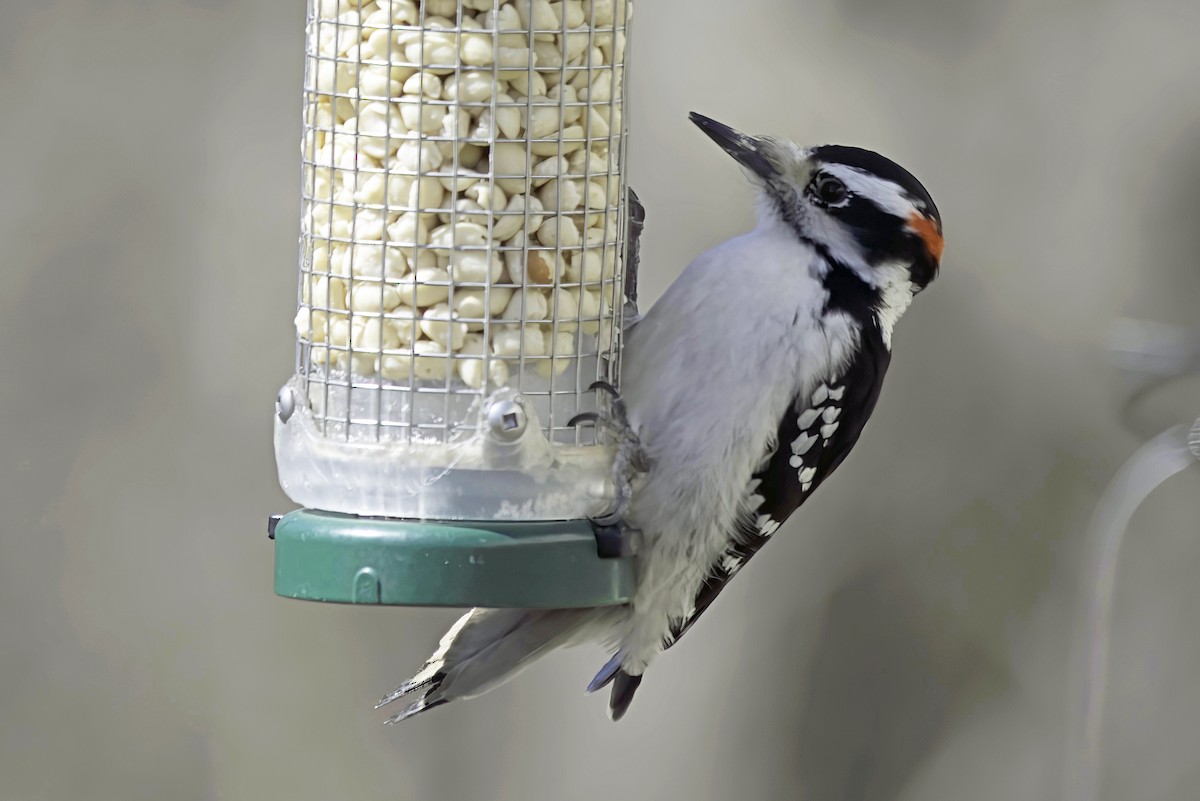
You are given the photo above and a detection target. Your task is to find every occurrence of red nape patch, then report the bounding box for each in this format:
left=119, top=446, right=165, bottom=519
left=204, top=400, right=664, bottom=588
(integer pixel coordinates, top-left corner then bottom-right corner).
left=908, top=212, right=944, bottom=262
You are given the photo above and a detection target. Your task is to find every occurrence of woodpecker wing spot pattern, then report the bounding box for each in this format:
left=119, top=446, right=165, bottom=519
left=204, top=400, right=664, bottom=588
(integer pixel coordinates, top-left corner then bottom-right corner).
left=756, top=514, right=782, bottom=538
left=664, top=322, right=893, bottom=648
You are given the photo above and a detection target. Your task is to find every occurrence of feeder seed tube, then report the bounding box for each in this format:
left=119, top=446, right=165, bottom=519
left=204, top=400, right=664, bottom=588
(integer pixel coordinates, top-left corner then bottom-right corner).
left=298, top=0, right=629, bottom=384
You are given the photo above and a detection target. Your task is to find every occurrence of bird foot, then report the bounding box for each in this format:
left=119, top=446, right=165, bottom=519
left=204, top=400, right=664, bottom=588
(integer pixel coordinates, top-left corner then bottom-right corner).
left=569, top=381, right=647, bottom=557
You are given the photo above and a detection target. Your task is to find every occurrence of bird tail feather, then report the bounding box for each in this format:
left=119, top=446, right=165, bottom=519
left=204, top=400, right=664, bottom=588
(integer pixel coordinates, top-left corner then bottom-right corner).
left=378, top=607, right=613, bottom=723
left=586, top=650, right=645, bottom=721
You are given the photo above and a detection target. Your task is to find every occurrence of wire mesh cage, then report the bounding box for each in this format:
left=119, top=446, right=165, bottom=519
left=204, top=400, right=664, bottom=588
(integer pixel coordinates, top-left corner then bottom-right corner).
left=275, top=0, right=635, bottom=522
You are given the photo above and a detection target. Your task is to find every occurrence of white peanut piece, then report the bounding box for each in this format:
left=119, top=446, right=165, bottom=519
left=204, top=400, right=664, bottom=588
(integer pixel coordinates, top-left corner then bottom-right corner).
left=538, top=178, right=581, bottom=213
left=492, top=325, right=546, bottom=357
left=536, top=214, right=580, bottom=248
left=419, top=304, right=470, bottom=350
left=501, top=287, right=550, bottom=321
left=349, top=281, right=402, bottom=312
left=301, top=0, right=628, bottom=382
left=536, top=331, right=578, bottom=377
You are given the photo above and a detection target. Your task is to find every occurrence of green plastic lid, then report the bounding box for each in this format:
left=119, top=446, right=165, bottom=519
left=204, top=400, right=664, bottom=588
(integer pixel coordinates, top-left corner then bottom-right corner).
left=271, top=509, right=635, bottom=608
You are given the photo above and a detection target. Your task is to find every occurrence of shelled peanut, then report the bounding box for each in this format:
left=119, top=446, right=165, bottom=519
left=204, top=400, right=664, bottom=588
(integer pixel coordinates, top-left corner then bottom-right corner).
left=296, top=0, right=630, bottom=388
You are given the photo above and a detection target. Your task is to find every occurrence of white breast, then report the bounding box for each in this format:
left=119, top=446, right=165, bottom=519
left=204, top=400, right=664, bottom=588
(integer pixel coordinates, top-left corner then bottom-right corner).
left=614, top=219, right=860, bottom=665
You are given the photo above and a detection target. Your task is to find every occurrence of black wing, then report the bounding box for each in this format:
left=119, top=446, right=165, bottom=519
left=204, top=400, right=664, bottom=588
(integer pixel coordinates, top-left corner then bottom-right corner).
left=665, top=323, right=892, bottom=647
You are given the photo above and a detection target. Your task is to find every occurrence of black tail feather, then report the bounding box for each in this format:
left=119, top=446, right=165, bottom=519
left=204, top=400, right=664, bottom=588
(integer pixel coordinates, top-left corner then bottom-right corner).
left=586, top=652, right=622, bottom=693
left=608, top=671, right=643, bottom=721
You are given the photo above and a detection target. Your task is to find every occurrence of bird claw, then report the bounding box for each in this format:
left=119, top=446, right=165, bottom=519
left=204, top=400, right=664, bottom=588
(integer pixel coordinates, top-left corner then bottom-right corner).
left=571, top=381, right=634, bottom=441
left=587, top=379, right=624, bottom=405
left=570, top=382, right=646, bottom=556
left=566, top=410, right=601, bottom=429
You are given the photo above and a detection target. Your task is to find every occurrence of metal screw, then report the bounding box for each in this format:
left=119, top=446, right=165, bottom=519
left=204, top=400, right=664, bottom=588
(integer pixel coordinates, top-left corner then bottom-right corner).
left=276, top=386, right=296, bottom=423
left=486, top=398, right=527, bottom=443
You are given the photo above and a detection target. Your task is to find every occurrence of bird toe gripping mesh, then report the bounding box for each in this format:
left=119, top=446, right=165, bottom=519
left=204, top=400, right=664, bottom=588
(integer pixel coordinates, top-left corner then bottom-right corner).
left=275, top=0, right=634, bottom=521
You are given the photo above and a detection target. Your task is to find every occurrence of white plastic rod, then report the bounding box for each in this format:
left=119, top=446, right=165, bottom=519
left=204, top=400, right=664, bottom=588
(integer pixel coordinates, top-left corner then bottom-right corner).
left=1065, top=422, right=1199, bottom=801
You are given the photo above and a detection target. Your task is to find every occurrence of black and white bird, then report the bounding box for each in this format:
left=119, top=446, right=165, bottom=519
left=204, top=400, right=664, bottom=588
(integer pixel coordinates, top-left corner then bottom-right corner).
left=379, top=112, right=944, bottom=723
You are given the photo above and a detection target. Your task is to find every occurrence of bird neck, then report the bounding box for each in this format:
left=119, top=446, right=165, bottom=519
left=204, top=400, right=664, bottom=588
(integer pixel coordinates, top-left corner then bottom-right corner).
left=819, top=260, right=912, bottom=350
left=872, top=267, right=915, bottom=349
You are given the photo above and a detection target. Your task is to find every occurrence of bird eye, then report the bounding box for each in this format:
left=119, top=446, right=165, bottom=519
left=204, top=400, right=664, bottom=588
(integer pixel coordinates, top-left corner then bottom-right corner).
left=811, top=174, right=849, bottom=206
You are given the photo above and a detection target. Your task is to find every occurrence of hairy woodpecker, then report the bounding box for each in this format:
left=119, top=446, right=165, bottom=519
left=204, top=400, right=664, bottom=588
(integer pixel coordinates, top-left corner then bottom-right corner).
left=378, top=112, right=944, bottom=723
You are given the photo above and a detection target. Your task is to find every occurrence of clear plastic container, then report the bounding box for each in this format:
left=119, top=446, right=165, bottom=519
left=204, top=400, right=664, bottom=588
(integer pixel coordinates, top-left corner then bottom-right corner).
left=276, top=0, right=634, bottom=520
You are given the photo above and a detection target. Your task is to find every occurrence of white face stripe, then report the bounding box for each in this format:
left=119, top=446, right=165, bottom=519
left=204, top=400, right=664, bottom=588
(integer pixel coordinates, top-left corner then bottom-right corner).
left=782, top=160, right=922, bottom=335
left=819, top=163, right=923, bottom=219
left=753, top=143, right=924, bottom=349
left=802, top=207, right=873, bottom=277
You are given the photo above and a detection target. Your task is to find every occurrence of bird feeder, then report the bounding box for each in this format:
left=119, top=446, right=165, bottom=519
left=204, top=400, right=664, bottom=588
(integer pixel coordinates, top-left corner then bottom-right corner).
left=271, top=0, right=638, bottom=607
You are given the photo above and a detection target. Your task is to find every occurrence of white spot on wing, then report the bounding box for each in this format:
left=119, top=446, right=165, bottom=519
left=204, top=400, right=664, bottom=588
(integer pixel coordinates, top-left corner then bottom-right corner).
left=801, top=481, right=812, bottom=493
left=822, top=407, right=841, bottom=424
left=789, top=455, right=802, bottom=468
left=791, top=432, right=817, bottom=455
left=821, top=422, right=840, bottom=440
left=811, top=384, right=829, bottom=405
left=828, top=386, right=845, bottom=401
left=797, top=408, right=820, bottom=429
left=799, top=466, right=816, bottom=484
left=756, top=514, right=781, bottom=538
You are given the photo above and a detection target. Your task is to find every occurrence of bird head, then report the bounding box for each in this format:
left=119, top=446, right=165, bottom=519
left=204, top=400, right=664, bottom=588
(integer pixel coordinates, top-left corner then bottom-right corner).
left=689, top=112, right=943, bottom=338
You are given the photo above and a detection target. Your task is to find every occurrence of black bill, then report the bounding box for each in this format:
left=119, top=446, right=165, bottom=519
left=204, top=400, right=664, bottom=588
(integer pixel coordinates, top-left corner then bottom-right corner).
left=689, top=112, right=776, bottom=181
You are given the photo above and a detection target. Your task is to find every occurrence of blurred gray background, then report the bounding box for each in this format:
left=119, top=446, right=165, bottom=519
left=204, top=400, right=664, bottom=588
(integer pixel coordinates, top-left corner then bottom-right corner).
left=3, top=0, right=1199, bottom=799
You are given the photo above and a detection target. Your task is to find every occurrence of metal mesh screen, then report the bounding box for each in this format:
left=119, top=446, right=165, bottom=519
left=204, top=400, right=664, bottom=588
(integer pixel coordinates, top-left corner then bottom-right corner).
left=294, top=0, right=633, bottom=445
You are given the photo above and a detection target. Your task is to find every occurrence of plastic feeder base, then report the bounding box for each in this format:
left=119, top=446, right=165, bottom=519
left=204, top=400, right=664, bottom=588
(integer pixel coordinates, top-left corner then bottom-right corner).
left=271, top=509, right=636, bottom=608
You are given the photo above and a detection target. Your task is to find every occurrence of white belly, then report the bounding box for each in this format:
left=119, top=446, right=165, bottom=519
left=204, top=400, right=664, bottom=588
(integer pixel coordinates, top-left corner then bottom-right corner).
left=615, top=225, right=859, bottom=667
